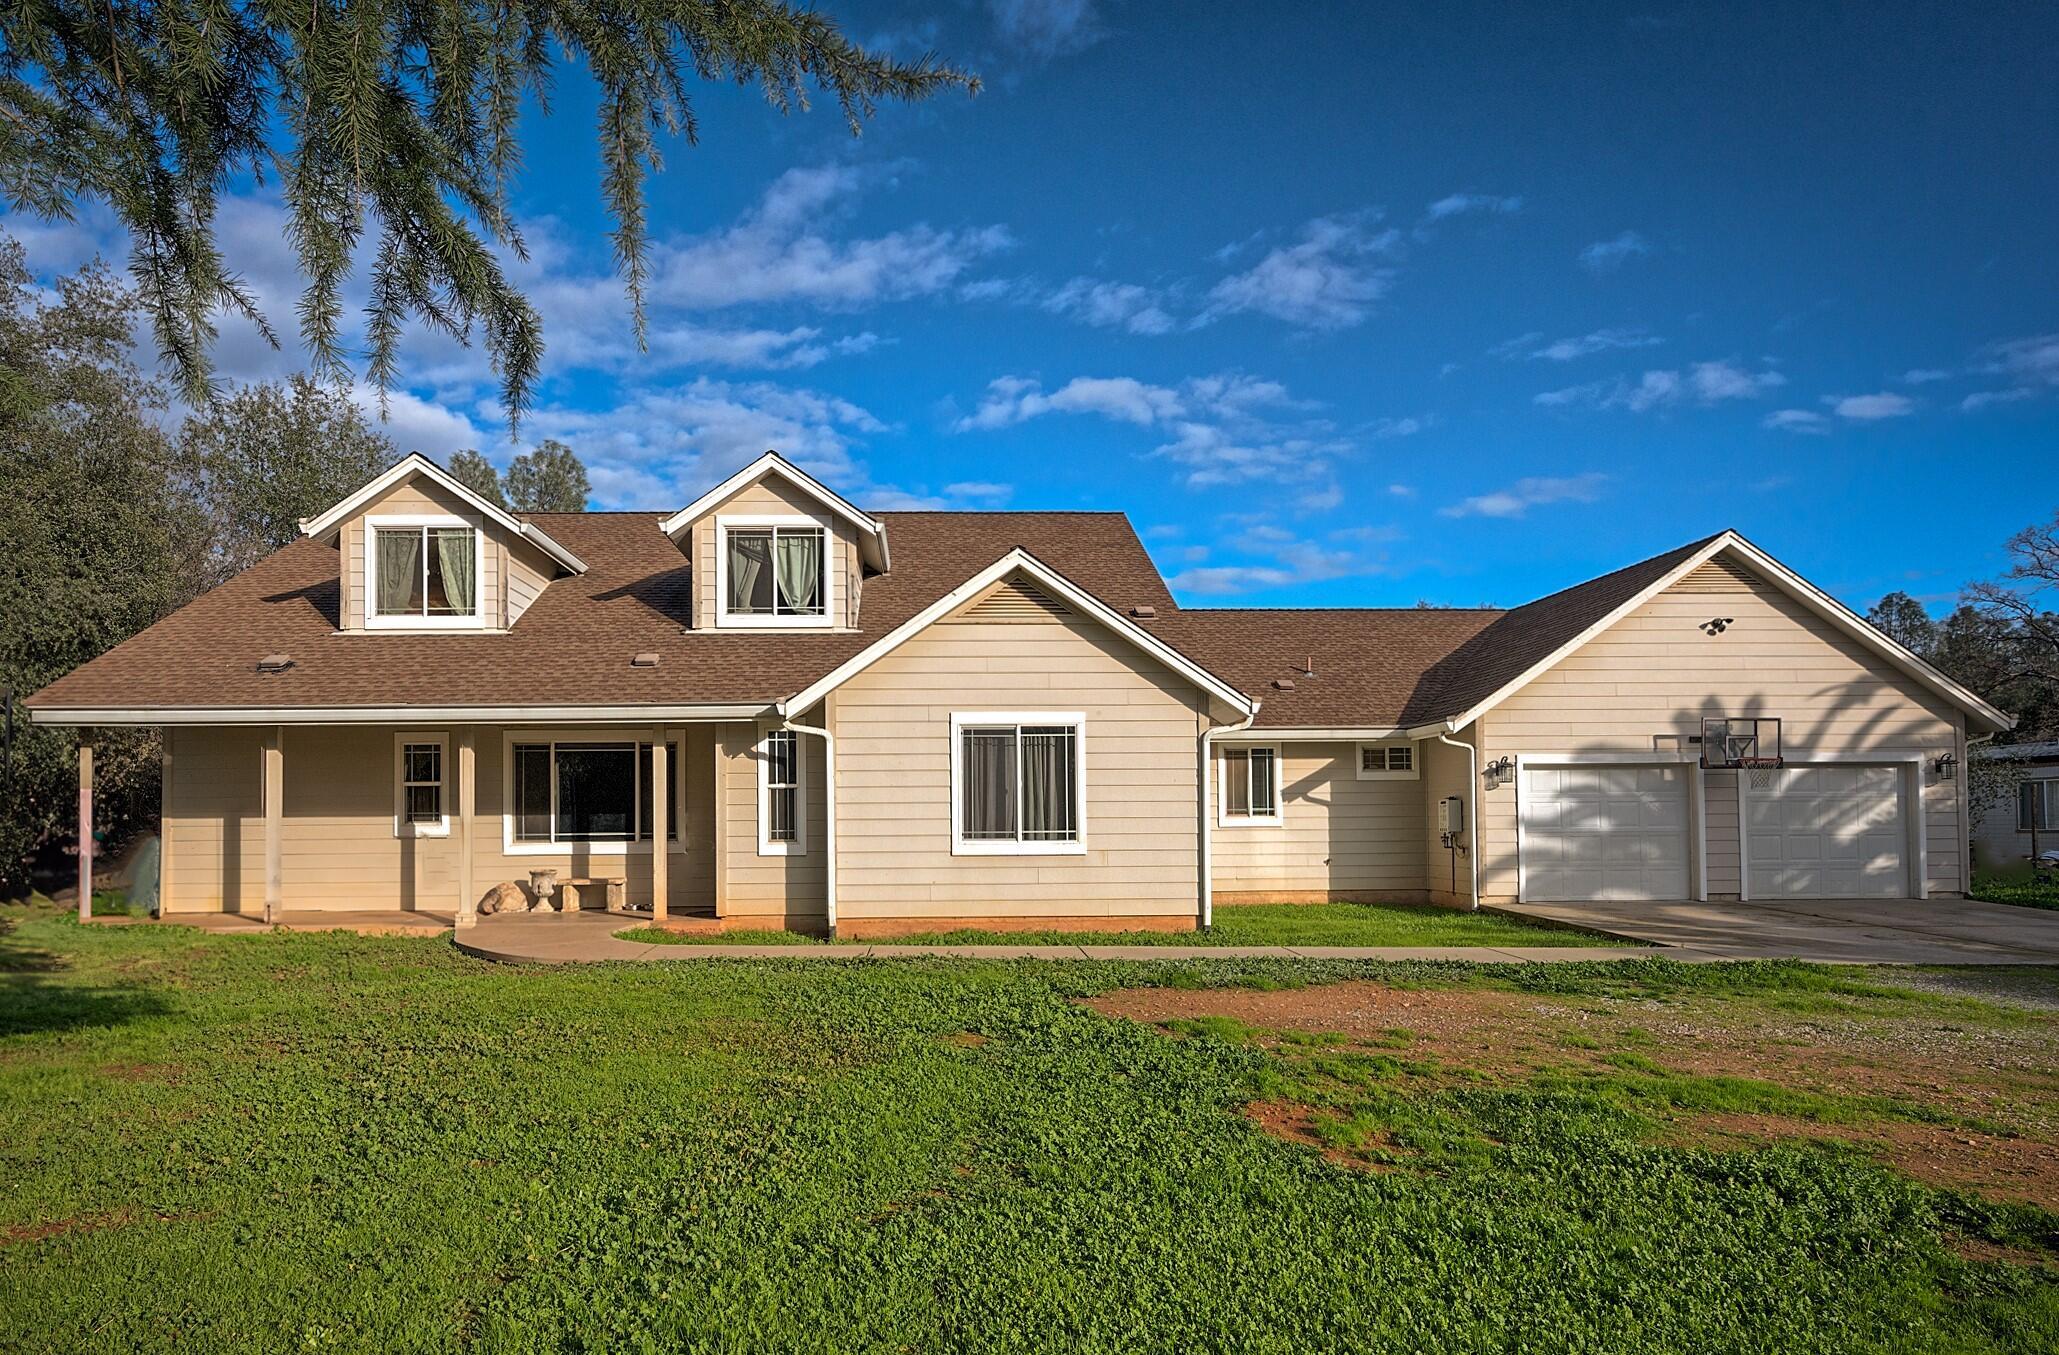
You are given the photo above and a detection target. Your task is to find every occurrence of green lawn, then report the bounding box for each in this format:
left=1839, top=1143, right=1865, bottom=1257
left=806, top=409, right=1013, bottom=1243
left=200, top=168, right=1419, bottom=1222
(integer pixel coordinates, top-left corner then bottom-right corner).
left=2, top=905, right=2053, bottom=1352
left=627, top=900, right=1633, bottom=947
left=1973, top=871, right=2059, bottom=911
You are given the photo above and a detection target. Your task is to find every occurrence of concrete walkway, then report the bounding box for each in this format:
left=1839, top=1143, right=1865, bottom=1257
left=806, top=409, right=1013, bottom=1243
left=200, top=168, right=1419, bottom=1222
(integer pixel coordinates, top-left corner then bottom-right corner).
left=1495, top=896, right=2059, bottom=966
left=451, top=912, right=1692, bottom=966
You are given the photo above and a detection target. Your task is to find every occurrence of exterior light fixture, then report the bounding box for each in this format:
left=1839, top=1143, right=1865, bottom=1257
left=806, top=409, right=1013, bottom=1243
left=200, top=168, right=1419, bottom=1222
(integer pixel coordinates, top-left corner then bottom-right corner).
left=1699, top=617, right=1734, bottom=636
left=1932, top=752, right=1957, bottom=780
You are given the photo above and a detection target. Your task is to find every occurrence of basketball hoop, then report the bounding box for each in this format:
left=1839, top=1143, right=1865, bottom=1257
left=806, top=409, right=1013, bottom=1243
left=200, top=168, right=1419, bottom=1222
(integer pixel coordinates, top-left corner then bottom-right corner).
left=1698, top=717, right=1783, bottom=772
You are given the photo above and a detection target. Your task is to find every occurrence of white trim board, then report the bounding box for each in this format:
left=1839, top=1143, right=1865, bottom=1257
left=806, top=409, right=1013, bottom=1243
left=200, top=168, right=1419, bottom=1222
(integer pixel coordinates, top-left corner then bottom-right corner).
left=299, top=452, right=587, bottom=575
left=659, top=451, right=889, bottom=572
left=393, top=732, right=451, bottom=839
left=756, top=726, right=808, bottom=856
left=1418, top=531, right=2012, bottom=738
left=781, top=549, right=1255, bottom=718
left=362, top=514, right=487, bottom=631
left=713, top=514, right=838, bottom=630
left=28, top=703, right=775, bottom=727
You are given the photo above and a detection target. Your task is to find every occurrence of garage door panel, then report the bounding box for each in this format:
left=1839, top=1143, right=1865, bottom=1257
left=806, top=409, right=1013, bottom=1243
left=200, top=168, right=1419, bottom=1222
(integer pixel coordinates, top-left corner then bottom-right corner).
left=1747, top=766, right=1907, bottom=899
left=1521, top=764, right=1690, bottom=902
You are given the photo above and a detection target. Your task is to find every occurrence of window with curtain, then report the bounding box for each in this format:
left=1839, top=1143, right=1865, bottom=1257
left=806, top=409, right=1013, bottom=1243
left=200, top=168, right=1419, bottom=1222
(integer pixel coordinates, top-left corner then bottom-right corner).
left=509, top=740, right=680, bottom=845
left=2020, top=779, right=2059, bottom=832
left=762, top=730, right=800, bottom=845
left=1221, top=746, right=1279, bottom=822
left=956, top=719, right=1082, bottom=850
left=725, top=525, right=825, bottom=618
left=373, top=525, right=478, bottom=618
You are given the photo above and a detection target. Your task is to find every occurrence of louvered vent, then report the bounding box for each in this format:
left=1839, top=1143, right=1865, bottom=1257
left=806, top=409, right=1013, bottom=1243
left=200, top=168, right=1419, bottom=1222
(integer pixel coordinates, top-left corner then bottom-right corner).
left=953, top=574, right=1072, bottom=623
left=1676, top=557, right=1762, bottom=592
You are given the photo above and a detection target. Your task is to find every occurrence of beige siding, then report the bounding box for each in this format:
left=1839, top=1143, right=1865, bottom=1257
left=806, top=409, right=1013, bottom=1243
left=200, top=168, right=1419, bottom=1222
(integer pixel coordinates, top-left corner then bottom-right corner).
left=504, top=537, right=553, bottom=626
left=715, top=718, right=828, bottom=922
left=1704, top=769, right=1742, bottom=895
left=832, top=605, right=1207, bottom=921
left=1474, top=559, right=1967, bottom=901
left=160, top=724, right=715, bottom=913
left=1419, top=730, right=1474, bottom=907
left=684, top=476, right=863, bottom=630
left=1210, top=742, right=1426, bottom=899
left=338, top=475, right=518, bottom=631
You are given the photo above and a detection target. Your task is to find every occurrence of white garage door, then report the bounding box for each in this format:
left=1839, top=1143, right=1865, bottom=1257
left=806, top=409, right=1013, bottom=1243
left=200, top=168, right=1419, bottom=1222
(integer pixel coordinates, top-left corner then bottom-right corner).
left=1520, top=765, right=1691, bottom=902
left=1747, top=765, right=1907, bottom=898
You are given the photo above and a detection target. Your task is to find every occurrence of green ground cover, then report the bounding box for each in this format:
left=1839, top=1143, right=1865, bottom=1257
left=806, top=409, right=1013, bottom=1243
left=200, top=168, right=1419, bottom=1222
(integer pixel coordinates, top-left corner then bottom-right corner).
left=2, top=904, right=2052, bottom=1353
left=626, top=900, right=1631, bottom=948
left=1972, top=871, right=2059, bottom=911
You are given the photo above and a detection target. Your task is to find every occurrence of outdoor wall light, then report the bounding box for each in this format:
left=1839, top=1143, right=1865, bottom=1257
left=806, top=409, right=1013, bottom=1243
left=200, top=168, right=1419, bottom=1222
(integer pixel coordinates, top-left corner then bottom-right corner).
left=1932, top=753, right=1957, bottom=781
left=1485, top=756, right=1516, bottom=782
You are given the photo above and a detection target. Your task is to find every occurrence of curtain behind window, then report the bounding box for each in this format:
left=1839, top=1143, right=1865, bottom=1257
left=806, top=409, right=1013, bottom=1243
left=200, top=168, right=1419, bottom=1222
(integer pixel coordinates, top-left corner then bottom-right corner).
left=434, top=528, right=475, bottom=614
left=774, top=530, right=823, bottom=614
left=728, top=532, right=771, bottom=612
left=962, top=729, right=1016, bottom=839
left=376, top=530, right=420, bottom=614
left=1020, top=728, right=1075, bottom=840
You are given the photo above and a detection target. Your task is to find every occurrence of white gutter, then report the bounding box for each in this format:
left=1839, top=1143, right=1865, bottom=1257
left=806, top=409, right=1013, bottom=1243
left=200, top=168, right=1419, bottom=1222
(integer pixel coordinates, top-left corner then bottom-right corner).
left=26, top=703, right=775, bottom=727
left=1436, top=731, right=1481, bottom=911
left=781, top=711, right=837, bottom=938
left=1199, top=703, right=1260, bottom=930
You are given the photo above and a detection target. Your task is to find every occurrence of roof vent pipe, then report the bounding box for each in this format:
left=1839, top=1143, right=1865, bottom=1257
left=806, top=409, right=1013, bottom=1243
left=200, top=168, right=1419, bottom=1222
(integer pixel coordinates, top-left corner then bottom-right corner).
left=256, top=655, right=293, bottom=673
left=630, top=653, right=660, bottom=668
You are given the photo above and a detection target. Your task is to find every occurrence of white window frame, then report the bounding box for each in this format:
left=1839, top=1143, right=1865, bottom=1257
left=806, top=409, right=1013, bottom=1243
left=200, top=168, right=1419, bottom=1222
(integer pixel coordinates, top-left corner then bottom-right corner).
left=499, top=730, right=685, bottom=857
left=364, top=514, right=486, bottom=630
left=757, top=728, right=808, bottom=855
left=393, top=733, right=449, bottom=838
left=1217, top=743, right=1283, bottom=827
left=949, top=711, right=1088, bottom=857
left=715, top=515, right=836, bottom=630
left=2019, top=777, right=2059, bottom=833
left=1356, top=741, right=1421, bottom=781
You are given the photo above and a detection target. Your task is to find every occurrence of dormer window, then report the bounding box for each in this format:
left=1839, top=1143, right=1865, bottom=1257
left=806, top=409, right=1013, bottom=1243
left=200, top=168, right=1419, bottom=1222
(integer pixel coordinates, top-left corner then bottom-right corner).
left=716, top=518, right=832, bottom=628
left=367, top=516, right=483, bottom=629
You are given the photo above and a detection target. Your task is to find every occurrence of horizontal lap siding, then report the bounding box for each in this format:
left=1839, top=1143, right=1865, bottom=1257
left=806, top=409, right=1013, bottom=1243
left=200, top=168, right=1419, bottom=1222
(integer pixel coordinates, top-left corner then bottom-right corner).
left=833, top=614, right=1205, bottom=920
left=1211, top=743, right=1425, bottom=895
left=161, top=724, right=716, bottom=913
left=1475, top=565, right=1966, bottom=901
left=1419, top=730, right=1473, bottom=906
left=719, top=720, right=827, bottom=919
left=1704, top=770, right=1742, bottom=895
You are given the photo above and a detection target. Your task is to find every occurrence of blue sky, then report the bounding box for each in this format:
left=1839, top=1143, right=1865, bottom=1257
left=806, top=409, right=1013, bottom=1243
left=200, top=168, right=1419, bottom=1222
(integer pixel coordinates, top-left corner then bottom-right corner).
left=9, top=1, right=2057, bottom=612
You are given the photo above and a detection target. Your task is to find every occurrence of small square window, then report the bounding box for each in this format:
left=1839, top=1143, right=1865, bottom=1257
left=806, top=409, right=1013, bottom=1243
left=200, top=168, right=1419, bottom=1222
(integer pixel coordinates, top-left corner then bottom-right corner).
left=1357, top=742, right=1420, bottom=780
left=1220, top=745, right=1282, bottom=825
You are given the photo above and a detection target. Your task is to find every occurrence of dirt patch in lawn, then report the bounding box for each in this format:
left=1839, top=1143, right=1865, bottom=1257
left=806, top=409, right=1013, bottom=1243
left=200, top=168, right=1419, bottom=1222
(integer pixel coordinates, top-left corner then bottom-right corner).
left=1667, top=1113, right=2059, bottom=1212
left=1085, top=980, right=2059, bottom=1206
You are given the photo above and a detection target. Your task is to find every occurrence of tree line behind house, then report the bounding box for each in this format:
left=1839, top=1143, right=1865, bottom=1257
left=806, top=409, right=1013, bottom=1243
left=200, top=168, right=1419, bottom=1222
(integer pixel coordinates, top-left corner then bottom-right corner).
left=0, top=243, right=592, bottom=894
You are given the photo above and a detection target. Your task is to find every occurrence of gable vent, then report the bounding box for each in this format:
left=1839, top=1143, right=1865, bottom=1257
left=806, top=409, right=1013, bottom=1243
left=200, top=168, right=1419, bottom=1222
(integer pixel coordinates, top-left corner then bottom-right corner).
left=953, top=574, right=1073, bottom=624
left=1675, top=557, right=1762, bottom=592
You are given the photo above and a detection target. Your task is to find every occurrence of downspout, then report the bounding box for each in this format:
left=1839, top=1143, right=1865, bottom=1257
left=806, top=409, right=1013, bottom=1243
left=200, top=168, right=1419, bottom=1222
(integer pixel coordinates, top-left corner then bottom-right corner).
left=1199, top=702, right=1260, bottom=931
left=1436, top=730, right=1481, bottom=911
left=780, top=711, right=836, bottom=938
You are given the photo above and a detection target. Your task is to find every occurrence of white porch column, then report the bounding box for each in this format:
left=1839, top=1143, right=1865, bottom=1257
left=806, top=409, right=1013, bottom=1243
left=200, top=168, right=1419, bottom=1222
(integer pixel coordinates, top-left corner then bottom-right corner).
left=76, top=741, right=93, bottom=923
left=262, top=726, right=283, bottom=924
left=455, top=729, right=477, bottom=928
left=649, top=733, right=669, bottom=923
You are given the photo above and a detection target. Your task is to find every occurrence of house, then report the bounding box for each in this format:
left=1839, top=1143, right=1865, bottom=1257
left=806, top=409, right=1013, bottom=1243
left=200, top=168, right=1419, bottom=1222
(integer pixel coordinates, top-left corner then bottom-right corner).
left=1970, top=741, right=2059, bottom=872
left=25, top=451, right=2013, bottom=935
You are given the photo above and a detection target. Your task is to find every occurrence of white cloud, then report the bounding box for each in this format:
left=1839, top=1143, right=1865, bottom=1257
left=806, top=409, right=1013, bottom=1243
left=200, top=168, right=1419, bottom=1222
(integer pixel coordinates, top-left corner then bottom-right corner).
left=1902, top=368, right=1952, bottom=384
left=1829, top=391, right=1914, bottom=420
left=1417, top=193, right=1522, bottom=237
left=1204, top=214, right=1400, bottom=329
left=941, top=480, right=1014, bottom=504
left=1959, top=333, right=2059, bottom=410
left=955, top=375, right=1186, bottom=430
left=1763, top=408, right=1830, bottom=434
left=988, top=0, right=1102, bottom=56
left=1168, top=523, right=1383, bottom=596
left=1495, top=327, right=1664, bottom=362
left=1962, top=387, right=2036, bottom=411
left=1042, top=277, right=1177, bottom=335
left=1151, top=421, right=1350, bottom=489
left=1536, top=360, right=1783, bottom=413
left=1440, top=473, right=1608, bottom=519
left=1387, top=483, right=1416, bottom=497
left=651, top=165, right=1012, bottom=311
left=348, top=385, right=488, bottom=457
left=1579, top=230, right=1652, bottom=272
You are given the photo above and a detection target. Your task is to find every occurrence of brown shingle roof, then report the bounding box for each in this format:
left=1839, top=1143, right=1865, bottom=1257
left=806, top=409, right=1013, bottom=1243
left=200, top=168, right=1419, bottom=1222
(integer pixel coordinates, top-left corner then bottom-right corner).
left=1157, top=608, right=1504, bottom=729
left=25, top=510, right=1182, bottom=713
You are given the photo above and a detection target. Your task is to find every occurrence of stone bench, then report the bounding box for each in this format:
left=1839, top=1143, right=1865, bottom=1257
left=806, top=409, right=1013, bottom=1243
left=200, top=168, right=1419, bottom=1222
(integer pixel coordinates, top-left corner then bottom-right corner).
left=557, top=877, right=626, bottom=913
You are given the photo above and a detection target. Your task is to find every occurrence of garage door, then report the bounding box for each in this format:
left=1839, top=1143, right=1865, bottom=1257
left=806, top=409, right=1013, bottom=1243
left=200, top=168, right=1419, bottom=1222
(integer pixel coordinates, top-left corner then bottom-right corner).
left=1520, top=765, right=1691, bottom=901
left=1746, top=765, right=1906, bottom=898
